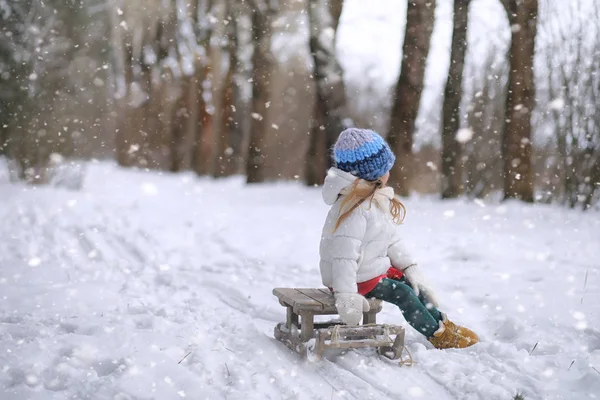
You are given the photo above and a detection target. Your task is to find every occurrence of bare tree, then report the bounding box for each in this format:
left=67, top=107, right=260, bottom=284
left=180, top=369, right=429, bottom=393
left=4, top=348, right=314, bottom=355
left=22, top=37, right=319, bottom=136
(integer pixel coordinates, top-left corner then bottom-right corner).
left=0, top=1, right=27, bottom=160
left=441, top=0, right=471, bottom=199
left=305, top=0, right=349, bottom=186
left=168, top=0, right=204, bottom=172
left=0, top=0, right=82, bottom=182
left=110, top=0, right=203, bottom=172
left=110, top=0, right=164, bottom=168
left=387, top=0, right=436, bottom=196
left=246, top=0, right=277, bottom=183
left=500, top=0, right=538, bottom=202
left=463, top=45, right=508, bottom=199
left=538, top=0, right=600, bottom=209
left=0, top=128, right=6, bottom=157
left=214, top=0, right=245, bottom=177
left=191, top=0, right=216, bottom=176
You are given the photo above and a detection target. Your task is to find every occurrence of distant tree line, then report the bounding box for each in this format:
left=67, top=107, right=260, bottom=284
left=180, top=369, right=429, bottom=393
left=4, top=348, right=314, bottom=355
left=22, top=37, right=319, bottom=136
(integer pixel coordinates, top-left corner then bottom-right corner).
left=0, top=0, right=598, bottom=208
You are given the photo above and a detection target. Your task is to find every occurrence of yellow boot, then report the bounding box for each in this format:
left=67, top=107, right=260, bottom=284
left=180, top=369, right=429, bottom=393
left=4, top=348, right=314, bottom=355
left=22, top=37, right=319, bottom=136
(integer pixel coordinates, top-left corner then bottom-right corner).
left=429, top=314, right=479, bottom=349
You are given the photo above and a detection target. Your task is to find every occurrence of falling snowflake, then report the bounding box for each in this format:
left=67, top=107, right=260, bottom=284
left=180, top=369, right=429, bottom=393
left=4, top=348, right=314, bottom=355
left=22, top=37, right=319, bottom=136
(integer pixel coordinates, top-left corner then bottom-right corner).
left=141, top=183, right=158, bottom=196
left=28, top=257, right=41, bottom=267
left=443, top=210, right=455, bottom=218
left=426, top=161, right=437, bottom=171
left=408, top=386, right=425, bottom=397
left=50, top=153, right=64, bottom=164
left=127, top=144, right=140, bottom=155
left=549, top=98, right=565, bottom=110
left=455, top=128, right=473, bottom=143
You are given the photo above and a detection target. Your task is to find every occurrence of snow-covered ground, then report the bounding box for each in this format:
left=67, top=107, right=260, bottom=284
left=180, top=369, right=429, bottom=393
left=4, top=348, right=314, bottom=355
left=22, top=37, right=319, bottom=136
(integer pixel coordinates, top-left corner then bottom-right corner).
left=1, top=163, right=599, bottom=400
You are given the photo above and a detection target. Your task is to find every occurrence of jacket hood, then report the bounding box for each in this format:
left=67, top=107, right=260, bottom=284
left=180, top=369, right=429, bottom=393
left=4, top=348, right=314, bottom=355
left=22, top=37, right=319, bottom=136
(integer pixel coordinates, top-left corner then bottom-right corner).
left=322, top=167, right=395, bottom=205
left=322, top=168, right=357, bottom=205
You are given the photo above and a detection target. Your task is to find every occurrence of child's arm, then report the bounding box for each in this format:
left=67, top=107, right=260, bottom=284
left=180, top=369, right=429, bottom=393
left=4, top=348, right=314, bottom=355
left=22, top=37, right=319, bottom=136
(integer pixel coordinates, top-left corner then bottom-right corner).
left=325, top=209, right=371, bottom=325
left=327, top=209, right=367, bottom=293
left=388, top=229, right=440, bottom=307
left=388, top=231, right=417, bottom=272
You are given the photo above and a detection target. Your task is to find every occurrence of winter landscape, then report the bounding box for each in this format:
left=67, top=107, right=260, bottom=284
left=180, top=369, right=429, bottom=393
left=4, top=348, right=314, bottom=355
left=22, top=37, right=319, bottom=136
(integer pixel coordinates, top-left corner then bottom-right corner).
left=1, top=163, right=599, bottom=400
left=1, top=0, right=599, bottom=399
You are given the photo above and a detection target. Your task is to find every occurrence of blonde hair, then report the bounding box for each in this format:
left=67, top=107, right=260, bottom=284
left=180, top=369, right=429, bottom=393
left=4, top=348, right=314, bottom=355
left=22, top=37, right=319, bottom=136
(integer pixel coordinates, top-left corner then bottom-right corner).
left=334, top=178, right=406, bottom=231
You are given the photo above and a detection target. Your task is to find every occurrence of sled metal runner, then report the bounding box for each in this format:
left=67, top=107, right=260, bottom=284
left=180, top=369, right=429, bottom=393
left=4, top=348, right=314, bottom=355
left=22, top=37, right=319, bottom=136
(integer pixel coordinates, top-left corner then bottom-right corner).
left=273, top=288, right=406, bottom=361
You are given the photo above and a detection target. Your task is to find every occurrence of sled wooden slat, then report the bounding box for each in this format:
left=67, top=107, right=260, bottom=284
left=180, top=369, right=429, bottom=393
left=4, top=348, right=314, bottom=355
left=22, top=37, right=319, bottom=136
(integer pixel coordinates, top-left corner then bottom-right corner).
left=311, top=288, right=385, bottom=314
left=273, top=288, right=323, bottom=312
left=296, top=289, right=335, bottom=309
left=273, top=288, right=382, bottom=314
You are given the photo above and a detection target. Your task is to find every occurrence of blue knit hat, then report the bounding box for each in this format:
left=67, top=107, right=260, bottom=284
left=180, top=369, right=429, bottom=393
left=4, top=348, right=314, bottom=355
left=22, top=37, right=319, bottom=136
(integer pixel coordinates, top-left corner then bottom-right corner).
left=333, top=128, right=395, bottom=181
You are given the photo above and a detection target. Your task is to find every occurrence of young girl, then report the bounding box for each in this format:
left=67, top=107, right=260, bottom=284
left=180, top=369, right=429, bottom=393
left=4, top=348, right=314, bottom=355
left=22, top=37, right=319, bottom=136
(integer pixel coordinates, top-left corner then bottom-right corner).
left=320, top=128, right=479, bottom=349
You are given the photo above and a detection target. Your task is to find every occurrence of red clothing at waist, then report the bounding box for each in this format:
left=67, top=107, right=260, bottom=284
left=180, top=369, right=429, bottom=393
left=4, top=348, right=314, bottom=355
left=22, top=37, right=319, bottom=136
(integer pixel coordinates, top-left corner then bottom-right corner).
left=357, top=267, right=403, bottom=295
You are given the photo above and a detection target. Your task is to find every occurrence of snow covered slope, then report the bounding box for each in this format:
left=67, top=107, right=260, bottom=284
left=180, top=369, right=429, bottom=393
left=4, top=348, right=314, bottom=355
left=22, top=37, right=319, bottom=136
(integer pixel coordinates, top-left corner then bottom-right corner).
left=1, top=163, right=599, bottom=400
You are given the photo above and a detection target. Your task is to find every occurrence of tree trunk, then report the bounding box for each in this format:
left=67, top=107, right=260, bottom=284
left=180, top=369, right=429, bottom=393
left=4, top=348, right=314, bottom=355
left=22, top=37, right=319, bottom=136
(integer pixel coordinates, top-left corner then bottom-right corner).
left=111, top=4, right=156, bottom=169
left=170, top=75, right=194, bottom=172
left=0, top=124, right=7, bottom=156
left=1, top=0, right=81, bottom=183
left=246, top=2, right=276, bottom=184
left=387, top=0, right=436, bottom=196
left=215, top=0, right=243, bottom=177
left=192, top=63, right=215, bottom=175
left=305, top=0, right=348, bottom=186
left=192, top=0, right=215, bottom=176
left=441, top=0, right=470, bottom=199
left=110, top=2, right=130, bottom=168
left=502, top=0, right=538, bottom=202
left=217, top=62, right=236, bottom=176
left=330, top=0, right=344, bottom=31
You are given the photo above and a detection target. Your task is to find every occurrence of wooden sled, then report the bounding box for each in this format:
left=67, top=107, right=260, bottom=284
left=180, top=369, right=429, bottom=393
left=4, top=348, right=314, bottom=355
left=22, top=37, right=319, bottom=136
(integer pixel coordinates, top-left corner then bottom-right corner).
left=273, top=288, right=406, bottom=361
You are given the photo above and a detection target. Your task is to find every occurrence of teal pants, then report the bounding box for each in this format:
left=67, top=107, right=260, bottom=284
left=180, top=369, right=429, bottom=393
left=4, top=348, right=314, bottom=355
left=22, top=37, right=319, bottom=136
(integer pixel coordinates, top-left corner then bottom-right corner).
left=366, top=277, right=442, bottom=338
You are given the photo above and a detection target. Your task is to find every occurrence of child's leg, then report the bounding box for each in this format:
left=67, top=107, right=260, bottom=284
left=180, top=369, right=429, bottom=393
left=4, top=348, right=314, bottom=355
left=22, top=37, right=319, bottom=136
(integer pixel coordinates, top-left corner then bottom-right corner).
left=367, top=278, right=441, bottom=338
left=399, top=276, right=442, bottom=322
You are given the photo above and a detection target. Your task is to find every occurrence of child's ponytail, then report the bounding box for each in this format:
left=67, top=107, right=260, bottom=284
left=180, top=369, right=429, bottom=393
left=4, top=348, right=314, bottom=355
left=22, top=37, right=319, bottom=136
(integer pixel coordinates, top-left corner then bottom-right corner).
left=389, top=196, right=406, bottom=225
left=334, top=179, right=406, bottom=232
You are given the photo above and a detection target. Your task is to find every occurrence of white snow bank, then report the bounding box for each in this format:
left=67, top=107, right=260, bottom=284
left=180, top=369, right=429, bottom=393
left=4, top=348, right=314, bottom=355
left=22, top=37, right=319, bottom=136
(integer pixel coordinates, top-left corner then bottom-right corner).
left=0, top=162, right=599, bottom=399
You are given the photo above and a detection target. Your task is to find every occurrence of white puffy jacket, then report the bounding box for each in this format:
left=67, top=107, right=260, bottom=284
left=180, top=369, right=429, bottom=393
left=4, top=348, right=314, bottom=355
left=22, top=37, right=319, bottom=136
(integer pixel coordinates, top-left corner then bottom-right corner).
left=319, top=168, right=416, bottom=294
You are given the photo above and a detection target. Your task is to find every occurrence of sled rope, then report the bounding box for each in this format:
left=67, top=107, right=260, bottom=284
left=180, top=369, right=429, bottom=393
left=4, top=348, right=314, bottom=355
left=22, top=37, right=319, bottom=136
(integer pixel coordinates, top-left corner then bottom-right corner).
left=397, top=345, right=414, bottom=367
left=331, top=324, right=341, bottom=342
left=379, top=324, right=414, bottom=366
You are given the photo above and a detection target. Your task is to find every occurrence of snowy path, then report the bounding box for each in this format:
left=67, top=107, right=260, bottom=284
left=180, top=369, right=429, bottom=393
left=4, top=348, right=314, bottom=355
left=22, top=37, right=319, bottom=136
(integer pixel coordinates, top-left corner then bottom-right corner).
left=1, top=163, right=599, bottom=400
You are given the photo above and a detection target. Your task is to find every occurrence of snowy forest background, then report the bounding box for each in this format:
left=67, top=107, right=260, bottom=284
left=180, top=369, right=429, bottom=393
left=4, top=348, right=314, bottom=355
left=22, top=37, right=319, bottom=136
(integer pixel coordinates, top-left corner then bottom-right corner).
left=1, top=0, right=599, bottom=208
left=1, top=2, right=600, bottom=399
